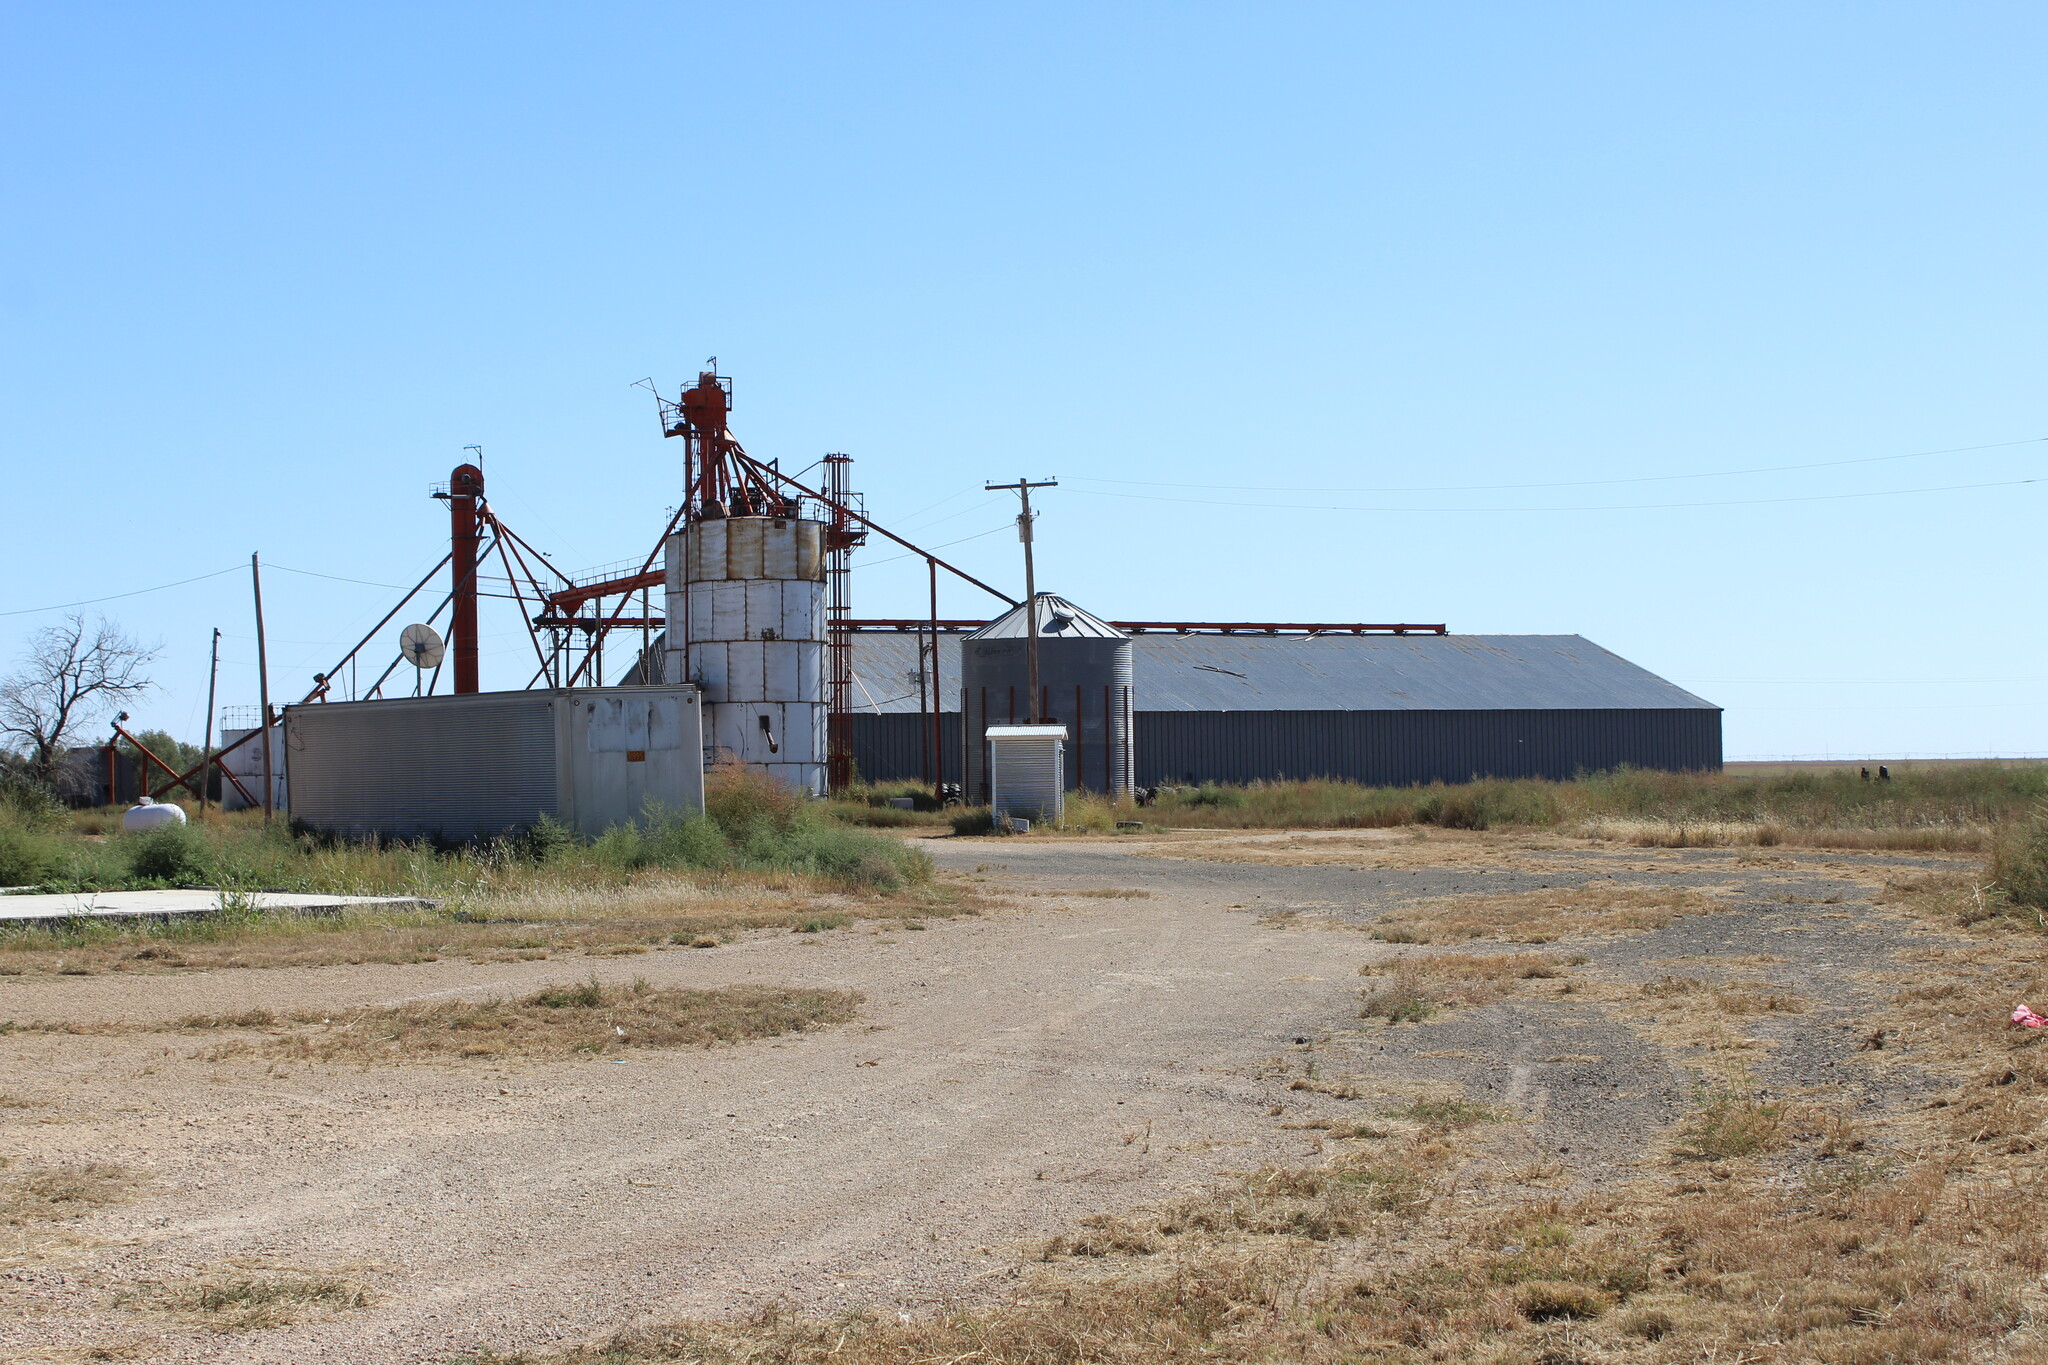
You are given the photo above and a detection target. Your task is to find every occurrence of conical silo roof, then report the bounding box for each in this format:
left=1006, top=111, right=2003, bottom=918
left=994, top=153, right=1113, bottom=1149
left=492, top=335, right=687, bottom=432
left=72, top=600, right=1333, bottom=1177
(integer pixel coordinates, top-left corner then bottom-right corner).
left=964, top=594, right=1127, bottom=640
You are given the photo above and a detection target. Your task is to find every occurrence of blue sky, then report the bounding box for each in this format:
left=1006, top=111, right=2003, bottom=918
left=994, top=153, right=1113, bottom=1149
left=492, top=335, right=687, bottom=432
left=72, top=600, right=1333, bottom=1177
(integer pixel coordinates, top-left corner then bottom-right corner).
left=3, top=2, right=2041, bottom=759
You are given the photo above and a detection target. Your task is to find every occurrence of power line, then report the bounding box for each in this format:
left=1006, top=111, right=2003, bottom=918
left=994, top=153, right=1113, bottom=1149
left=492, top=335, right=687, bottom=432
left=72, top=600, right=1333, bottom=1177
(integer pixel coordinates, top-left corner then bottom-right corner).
left=0, top=565, right=245, bottom=618
left=1066, top=435, right=2045, bottom=495
left=1067, top=476, right=2037, bottom=515
left=859, top=522, right=1016, bottom=569
left=267, top=563, right=406, bottom=590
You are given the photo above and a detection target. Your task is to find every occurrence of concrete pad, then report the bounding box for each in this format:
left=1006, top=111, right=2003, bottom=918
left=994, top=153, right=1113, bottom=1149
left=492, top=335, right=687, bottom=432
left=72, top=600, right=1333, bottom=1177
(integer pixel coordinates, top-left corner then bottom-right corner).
left=0, top=889, right=440, bottom=926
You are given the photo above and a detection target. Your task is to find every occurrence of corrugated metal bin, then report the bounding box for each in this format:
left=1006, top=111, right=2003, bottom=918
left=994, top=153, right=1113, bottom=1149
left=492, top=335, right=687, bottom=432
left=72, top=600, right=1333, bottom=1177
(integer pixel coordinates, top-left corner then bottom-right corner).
left=960, top=596, right=1131, bottom=802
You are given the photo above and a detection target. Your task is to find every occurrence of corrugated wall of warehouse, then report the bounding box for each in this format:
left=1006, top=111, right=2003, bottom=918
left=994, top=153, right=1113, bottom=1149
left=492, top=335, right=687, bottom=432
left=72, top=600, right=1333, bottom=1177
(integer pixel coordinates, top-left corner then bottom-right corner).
left=849, top=714, right=963, bottom=789
left=1132, top=708, right=1722, bottom=786
left=849, top=708, right=1720, bottom=788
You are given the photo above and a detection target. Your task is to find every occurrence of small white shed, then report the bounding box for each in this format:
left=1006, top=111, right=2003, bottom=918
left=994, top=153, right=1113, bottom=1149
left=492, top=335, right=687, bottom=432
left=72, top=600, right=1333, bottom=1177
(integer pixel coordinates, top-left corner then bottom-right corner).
left=985, top=724, right=1067, bottom=826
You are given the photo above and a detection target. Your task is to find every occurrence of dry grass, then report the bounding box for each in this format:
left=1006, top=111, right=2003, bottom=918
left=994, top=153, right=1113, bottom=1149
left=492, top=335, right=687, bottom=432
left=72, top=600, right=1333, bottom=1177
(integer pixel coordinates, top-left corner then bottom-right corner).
left=1397, top=950, right=1576, bottom=980
left=1368, top=882, right=1727, bottom=944
left=212, top=980, right=861, bottom=1063
left=1040, top=1156, right=1431, bottom=1261
left=465, top=1034, right=2048, bottom=1365
left=1356, top=953, right=1557, bottom=1022
left=0, top=873, right=982, bottom=977
left=1576, top=817, right=1991, bottom=852
left=120, top=1269, right=372, bottom=1332
left=1359, top=966, right=1437, bottom=1023
left=0, top=1161, right=142, bottom=1223
left=1884, top=865, right=2048, bottom=936
left=1357, top=952, right=1579, bottom=1025
left=17, top=980, right=864, bottom=1063
left=1673, top=1084, right=1786, bottom=1159
left=1636, top=973, right=1808, bottom=1016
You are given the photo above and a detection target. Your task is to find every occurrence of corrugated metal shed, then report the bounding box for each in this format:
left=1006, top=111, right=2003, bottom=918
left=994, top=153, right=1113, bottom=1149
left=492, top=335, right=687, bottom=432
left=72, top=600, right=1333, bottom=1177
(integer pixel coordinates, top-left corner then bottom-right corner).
left=845, top=632, right=1720, bottom=788
left=286, top=687, right=705, bottom=841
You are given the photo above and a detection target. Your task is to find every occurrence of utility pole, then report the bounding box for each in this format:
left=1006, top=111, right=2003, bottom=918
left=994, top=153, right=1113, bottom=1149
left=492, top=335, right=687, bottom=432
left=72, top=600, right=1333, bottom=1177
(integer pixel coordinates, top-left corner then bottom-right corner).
left=985, top=478, right=1057, bottom=721
left=198, top=628, right=220, bottom=820
left=252, top=553, right=274, bottom=824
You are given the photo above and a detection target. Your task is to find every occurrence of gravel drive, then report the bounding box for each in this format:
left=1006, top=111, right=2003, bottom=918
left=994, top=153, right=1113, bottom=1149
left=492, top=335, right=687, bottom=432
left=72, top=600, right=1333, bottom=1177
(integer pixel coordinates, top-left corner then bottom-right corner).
left=0, top=830, right=1977, bottom=1363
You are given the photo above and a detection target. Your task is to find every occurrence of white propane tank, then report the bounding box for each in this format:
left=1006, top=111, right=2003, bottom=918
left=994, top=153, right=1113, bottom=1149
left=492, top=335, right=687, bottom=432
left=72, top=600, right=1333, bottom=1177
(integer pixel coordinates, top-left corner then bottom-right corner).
left=122, top=798, right=188, bottom=832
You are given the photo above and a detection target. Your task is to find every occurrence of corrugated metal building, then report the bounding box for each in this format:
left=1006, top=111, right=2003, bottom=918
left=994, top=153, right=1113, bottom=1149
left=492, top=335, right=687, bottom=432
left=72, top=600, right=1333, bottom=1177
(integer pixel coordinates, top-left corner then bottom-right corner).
left=285, top=687, right=705, bottom=841
left=847, top=632, right=1718, bottom=788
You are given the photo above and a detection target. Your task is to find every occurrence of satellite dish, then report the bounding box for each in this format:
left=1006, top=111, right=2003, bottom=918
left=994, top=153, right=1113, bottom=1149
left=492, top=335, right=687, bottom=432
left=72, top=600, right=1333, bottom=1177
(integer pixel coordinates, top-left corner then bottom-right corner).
left=400, top=623, right=445, bottom=669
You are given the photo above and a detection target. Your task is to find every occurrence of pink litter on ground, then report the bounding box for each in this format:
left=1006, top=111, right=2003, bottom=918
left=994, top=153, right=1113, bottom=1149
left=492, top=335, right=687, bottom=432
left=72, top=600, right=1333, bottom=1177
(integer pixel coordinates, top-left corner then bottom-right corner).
left=2012, top=1005, right=2047, bottom=1028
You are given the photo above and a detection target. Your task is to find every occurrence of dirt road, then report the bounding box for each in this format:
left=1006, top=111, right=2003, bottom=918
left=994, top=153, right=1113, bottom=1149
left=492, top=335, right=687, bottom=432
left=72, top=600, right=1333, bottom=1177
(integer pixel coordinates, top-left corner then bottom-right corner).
left=3, top=840, right=1389, bottom=1363
left=0, top=830, right=1966, bottom=1363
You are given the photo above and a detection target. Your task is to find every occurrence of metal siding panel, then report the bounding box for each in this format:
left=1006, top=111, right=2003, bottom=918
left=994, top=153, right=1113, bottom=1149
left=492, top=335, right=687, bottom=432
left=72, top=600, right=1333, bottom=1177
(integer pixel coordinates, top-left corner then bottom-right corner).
left=568, top=690, right=705, bottom=831
left=848, top=713, right=963, bottom=786
left=795, top=520, right=823, bottom=581
left=795, top=640, right=824, bottom=709
left=726, top=519, right=765, bottom=579
left=783, top=582, right=824, bottom=641
left=761, top=524, right=797, bottom=579
left=704, top=582, right=745, bottom=640
left=695, top=642, right=730, bottom=698
left=286, top=692, right=559, bottom=841
left=727, top=642, right=766, bottom=700
left=688, top=521, right=726, bottom=580
left=1132, top=709, right=1721, bottom=787
left=709, top=702, right=754, bottom=759
left=761, top=641, right=804, bottom=703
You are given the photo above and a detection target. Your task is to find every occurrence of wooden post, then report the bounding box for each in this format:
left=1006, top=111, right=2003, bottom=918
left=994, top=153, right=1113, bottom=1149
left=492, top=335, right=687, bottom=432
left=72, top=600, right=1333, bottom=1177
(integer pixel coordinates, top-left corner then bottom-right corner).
left=252, top=553, right=274, bottom=823
left=198, top=628, right=220, bottom=819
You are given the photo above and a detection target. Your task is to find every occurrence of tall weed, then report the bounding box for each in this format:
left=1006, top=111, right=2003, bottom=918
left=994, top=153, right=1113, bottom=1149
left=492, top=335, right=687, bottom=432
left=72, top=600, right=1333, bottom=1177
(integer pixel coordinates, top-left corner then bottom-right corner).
left=1992, top=800, right=2048, bottom=910
left=1131, top=764, right=2048, bottom=844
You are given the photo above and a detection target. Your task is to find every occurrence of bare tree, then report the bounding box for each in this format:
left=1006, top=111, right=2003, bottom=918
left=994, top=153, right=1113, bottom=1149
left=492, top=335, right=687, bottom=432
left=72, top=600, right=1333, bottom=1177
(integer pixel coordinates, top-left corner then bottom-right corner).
left=0, top=615, right=158, bottom=783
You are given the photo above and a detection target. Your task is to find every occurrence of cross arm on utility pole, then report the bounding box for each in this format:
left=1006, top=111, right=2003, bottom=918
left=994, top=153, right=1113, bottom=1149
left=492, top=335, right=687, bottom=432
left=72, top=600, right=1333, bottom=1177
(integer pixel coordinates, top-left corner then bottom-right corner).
left=985, top=478, right=1058, bottom=722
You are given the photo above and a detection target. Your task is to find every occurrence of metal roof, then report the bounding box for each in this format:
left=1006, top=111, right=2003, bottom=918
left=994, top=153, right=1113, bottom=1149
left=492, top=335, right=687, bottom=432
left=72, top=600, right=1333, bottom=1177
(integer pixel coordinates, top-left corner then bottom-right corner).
left=846, top=633, right=1716, bottom=714
left=963, top=594, right=1127, bottom=640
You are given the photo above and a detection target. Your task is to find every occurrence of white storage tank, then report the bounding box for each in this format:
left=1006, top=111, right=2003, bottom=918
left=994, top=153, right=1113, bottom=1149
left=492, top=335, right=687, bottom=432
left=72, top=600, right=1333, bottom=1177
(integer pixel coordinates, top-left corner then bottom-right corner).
left=122, top=798, right=188, bottom=832
left=663, top=515, right=827, bottom=794
left=987, top=723, right=1066, bottom=825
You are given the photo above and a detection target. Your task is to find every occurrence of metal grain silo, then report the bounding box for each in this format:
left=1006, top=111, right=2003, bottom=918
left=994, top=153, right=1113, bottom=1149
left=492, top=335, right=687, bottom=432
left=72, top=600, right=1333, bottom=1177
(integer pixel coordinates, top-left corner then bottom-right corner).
left=960, top=595, right=1131, bottom=804
left=663, top=514, right=827, bottom=793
